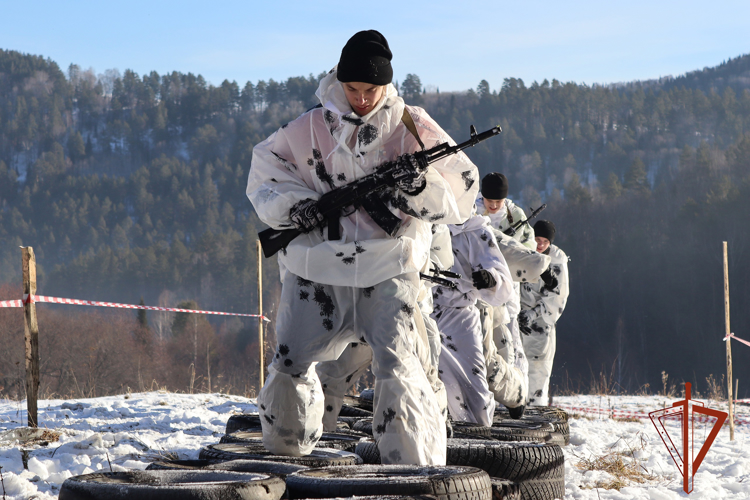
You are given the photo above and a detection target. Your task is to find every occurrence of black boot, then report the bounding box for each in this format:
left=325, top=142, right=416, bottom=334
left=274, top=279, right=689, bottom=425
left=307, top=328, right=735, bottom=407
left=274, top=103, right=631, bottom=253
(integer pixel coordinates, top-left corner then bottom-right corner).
left=507, top=405, right=525, bottom=420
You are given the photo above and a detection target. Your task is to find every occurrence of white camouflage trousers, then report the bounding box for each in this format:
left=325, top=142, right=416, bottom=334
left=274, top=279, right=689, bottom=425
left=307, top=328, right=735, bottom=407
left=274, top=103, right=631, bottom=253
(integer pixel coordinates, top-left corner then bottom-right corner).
left=522, top=322, right=557, bottom=406
left=316, top=297, right=448, bottom=432
left=505, top=283, right=529, bottom=379
left=477, top=302, right=527, bottom=409
left=433, top=305, right=496, bottom=426
left=258, top=272, right=446, bottom=465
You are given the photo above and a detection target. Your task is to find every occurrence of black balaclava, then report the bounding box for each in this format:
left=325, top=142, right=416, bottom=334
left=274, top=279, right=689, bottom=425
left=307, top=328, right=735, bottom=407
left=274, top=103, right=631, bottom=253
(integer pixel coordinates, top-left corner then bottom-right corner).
left=337, top=30, right=393, bottom=85
left=481, top=172, right=509, bottom=200
left=533, top=220, right=556, bottom=244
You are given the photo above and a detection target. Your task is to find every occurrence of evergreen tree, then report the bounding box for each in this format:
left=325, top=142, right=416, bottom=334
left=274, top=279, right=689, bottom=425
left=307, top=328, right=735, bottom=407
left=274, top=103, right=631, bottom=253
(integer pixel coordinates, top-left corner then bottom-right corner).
left=696, top=140, right=711, bottom=171
left=624, top=157, right=649, bottom=194
left=137, top=296, right=149, bottom=328
left=477, top=80, right=491, bottom=99
left=564, top=170, right=592, bottom=204
left=67, top=131, right=86, bottom=162
left=401, top=74, right=422, bottom=101
left=678, top=145, right=695, bottom=170
left=172, top=300, right=200, bottom=336
left=603, top=172, right=623, bottom=199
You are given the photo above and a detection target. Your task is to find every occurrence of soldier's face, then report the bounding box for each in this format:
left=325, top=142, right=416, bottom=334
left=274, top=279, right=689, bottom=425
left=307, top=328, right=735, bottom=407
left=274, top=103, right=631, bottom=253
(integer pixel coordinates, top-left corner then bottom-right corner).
left=484, top=198, right=505, bottom=214
left=535, top=237, right=551, bottom=253
left=343, top=82, right=385, bottom=116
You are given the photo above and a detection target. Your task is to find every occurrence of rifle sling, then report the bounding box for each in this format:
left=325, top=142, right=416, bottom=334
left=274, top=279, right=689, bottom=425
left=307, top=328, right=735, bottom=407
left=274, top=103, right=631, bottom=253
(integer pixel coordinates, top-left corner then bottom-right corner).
left=327, top=109, right=424, bottom=240
left=401, top=109, right=425, bottom=151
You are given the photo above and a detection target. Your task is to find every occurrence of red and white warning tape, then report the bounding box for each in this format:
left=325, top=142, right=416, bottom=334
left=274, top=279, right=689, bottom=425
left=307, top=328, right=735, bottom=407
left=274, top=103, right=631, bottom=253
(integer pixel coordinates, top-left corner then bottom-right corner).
left=725, top=333, right=750, bottom=348
left=557, top=404, right=750, bottom=426
left=0, top=294, right=270, bottom=321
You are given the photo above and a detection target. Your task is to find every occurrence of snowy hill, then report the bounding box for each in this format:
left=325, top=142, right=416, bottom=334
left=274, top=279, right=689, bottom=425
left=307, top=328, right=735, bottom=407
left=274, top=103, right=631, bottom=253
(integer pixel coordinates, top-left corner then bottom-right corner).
left=0, top=392, right=747, bottom=499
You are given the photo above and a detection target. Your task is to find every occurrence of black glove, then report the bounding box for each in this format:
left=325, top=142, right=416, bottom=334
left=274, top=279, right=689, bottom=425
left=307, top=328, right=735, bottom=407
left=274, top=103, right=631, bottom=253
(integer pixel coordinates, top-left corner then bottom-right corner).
left=472, top=270, right=497, bottom=290
left=391, top=153, right=427, bottom=195
left=517, top=309, right=533, bottom=335
left=540, top=267, right=558, bottom=291
left=289, top=198, right=324, bottom=233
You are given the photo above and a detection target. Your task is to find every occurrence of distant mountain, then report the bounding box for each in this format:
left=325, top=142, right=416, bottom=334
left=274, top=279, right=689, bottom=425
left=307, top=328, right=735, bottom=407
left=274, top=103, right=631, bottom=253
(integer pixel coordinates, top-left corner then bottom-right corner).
left=616, top=53, right=750, bottom=94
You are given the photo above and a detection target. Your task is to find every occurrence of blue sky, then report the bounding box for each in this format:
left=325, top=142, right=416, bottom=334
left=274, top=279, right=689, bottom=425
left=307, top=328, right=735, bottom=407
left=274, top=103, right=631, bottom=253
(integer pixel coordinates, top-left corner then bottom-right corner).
left=1, top=1, right=748, bottom=92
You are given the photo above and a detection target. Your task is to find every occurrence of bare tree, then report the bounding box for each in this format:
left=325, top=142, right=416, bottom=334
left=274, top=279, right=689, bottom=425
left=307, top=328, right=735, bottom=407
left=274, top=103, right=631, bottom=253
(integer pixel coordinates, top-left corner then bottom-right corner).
left=153, top=289, right=176, bottom=342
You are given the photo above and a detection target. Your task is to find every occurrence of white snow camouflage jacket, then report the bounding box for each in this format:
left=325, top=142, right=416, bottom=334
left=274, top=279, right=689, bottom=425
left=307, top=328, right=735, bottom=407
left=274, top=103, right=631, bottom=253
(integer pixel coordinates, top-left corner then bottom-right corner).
left=520, top=244, right=570, bottom=326
left=247, top=69, right=479, bottom=287
left=476, top=197, right=536, bottom=251
left=493, top=230, right=550, bottom=284
left=432, top=214, right=513, bottom=310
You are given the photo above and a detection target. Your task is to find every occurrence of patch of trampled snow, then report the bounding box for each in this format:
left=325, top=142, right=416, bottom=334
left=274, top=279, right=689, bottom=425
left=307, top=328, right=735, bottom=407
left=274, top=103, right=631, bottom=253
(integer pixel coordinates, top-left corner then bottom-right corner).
left=0, top=393, right=747, bottom=499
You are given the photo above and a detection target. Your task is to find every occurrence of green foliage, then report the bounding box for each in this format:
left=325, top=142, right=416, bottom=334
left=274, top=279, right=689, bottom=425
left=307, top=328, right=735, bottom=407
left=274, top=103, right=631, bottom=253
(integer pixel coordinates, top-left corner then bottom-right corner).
left=624, top=158, right=649, bottom=194
left=172, top=300, right=200, bottom=337
left=401, top=74, right=422, bottom=103
left=137, top=296, right=148, bottom=327
left=603, top=172, right=623, bottom=199
left=67, top=131, right=86, bottom=162
left=564, top=170, right=592, bottom=204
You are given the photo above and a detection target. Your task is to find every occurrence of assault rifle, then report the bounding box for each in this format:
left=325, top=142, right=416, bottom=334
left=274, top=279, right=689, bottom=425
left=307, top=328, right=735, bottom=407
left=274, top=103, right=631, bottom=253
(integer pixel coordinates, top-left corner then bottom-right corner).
left=419, top=267, right=462, bottom=290
left=259, top=124, right=502, bottom=258
left=503, top=203, right=547, bottom=237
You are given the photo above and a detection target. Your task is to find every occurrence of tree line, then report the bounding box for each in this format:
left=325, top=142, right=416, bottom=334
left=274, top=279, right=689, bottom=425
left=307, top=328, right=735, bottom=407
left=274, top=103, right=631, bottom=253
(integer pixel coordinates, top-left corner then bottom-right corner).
left=0, top=48, right=748, bottom=398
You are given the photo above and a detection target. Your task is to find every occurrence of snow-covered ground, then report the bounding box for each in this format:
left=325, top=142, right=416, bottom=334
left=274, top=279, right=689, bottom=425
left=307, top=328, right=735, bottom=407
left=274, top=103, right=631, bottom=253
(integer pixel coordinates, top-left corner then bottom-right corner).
left=555, top=395, right=750, bottom=499
left=0, top=392, right=747, bottom=499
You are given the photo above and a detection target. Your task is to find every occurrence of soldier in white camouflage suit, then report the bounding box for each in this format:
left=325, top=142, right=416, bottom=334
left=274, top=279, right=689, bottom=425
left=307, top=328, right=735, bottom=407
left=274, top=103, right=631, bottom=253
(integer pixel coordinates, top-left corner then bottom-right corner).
left=246, top=30, right=478, bottom=464
left=475, top=174, right=537, bottom=377
left=431, top=213, right=522, bottom=425
left=315, top=224, right=453, bottom=432
left=519, top=220, right=570, bottom=406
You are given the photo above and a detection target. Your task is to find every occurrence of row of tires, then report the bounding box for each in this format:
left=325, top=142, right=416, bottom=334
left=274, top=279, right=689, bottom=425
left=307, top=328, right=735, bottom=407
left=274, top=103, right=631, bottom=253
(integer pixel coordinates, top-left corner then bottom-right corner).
left=59, top=399, right=568, bottom=500
left=60, top=464, right=521, bottom=500
left=226, top=399, right=570, bottom=448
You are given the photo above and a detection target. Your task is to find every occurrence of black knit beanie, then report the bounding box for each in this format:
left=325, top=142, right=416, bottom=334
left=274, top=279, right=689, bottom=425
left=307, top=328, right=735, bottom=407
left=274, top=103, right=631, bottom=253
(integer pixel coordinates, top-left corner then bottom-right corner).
left=481, top=173, right=509, bottom=200
left=337, top=30, right=393, bottom=85
left=533, top=220, right=556, bottom=244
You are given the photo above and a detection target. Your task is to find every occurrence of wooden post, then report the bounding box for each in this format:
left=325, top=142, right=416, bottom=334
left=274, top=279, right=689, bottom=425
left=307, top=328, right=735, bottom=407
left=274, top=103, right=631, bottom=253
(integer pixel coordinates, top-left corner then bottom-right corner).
left=723, top=241, right=734, bottom=441
left=207, top=342, right=211, bottom=394
left=22, top=247, right=40, bottom=428
left=257, top=240, right=265, bottom=389
left=735, top=379, right=739, bottom=405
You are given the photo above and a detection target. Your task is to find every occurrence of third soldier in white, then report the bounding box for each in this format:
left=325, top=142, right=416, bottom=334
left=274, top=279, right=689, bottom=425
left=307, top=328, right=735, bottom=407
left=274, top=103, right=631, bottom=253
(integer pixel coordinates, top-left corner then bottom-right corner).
left=519, top=220, right=570, bottom=406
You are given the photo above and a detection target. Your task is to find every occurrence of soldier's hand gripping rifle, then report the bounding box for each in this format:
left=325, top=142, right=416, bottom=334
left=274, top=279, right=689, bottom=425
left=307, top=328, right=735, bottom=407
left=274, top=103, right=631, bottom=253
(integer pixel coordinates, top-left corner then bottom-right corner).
left=503, top=203, right=547, bottom=237
left=419, top=267, right=462, bottom=290
left=259, top=124, right=502, bottom=258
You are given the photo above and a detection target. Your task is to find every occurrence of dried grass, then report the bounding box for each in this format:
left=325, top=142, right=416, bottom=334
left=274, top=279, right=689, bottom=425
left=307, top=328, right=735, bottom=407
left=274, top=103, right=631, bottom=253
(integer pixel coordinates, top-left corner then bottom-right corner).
left=36, top=429, right=61, bottom=444
left=569, top=412, right=596, bottom=421
left=612, top=416, right=641, bottom=423
left=574, top=433, right=659, bottom=491
left=661, top=371, right=678, bottom=398
left=706, top=373, right=725, bottom=401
